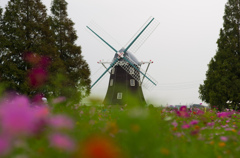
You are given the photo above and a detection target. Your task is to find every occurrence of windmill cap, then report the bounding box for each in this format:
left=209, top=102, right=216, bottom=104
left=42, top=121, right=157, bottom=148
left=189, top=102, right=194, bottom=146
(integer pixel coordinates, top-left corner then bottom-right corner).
left=112, top=48, right=141, bottom=65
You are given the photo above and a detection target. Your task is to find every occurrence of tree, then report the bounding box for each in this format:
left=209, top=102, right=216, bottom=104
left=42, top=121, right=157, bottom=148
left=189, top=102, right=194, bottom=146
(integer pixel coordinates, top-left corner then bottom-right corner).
left=199, top=0, right=240, bottom=110
left=50, top=0, right=91, bottom=102
left=0, top=0, right=65, bottom=98
left=0, top=6, right=3, bottom=61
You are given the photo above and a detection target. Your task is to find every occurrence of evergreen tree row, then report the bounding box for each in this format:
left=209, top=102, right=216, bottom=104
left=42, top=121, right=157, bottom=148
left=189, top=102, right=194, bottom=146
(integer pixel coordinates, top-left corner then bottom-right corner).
left=199, top=0, right=240, bottom=110
left=0, top=0, right=91, bottom=103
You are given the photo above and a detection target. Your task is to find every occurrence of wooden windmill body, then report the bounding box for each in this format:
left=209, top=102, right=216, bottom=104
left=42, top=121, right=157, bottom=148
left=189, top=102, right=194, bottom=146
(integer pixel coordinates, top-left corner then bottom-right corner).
left=103, top=51, right=146, bottom=106
left=87, top=17, right=159, bottom=106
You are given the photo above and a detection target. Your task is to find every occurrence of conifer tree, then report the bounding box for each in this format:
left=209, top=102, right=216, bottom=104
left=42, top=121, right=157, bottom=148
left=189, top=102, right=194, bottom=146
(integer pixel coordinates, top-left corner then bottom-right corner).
left=0, top=6, right=3, bottom=58
left=0, top=7, right=4, bottom=83
left=199, top=0, right=240, bottom=110
left=0, top=0, right=64, bottom=98
left=50, top=0, right=91, bottom=102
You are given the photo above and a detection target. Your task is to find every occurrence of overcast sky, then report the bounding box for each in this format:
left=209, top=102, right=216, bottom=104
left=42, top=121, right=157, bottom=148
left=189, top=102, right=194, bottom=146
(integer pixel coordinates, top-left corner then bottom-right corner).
left=1, top=0, right=228, bottom=106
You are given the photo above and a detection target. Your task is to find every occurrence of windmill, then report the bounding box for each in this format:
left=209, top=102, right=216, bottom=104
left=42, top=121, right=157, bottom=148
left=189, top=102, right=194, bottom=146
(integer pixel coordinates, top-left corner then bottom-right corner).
left=87, top=17, right=159, bottom=106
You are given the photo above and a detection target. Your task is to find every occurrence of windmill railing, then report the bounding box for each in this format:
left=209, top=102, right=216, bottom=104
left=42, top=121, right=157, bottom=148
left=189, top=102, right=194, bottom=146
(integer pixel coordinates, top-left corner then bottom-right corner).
left=116, top=56, right=157, bottom=90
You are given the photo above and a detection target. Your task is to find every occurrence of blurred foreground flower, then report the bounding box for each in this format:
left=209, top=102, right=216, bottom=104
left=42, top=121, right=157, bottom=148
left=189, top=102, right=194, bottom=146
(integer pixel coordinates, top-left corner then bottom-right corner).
left=0, top=135, right=10, bottom=155
left=77, top=135, right=123, bottom=158
left=0, top=96, right=39, bottom=136
left=49, top=115, right=74, bottom=130
left=28, top=67, right=48, bottom=88
left=49, top=133, right=75, bottom=152
left=24, top=52, right=50, bottom=68
left=25, top=52, right=50, bottom=88
left=0, top=94, right=75, bottom=155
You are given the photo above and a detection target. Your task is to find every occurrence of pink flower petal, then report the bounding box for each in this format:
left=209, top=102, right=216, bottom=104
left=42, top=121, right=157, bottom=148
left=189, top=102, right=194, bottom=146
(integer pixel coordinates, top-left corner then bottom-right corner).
left=49, top=133, right=75, bottom=151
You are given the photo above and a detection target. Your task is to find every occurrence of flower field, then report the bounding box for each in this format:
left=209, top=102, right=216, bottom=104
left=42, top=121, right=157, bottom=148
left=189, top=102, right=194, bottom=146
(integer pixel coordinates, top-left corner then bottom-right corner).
left=0, top=94, right=240, bottom=158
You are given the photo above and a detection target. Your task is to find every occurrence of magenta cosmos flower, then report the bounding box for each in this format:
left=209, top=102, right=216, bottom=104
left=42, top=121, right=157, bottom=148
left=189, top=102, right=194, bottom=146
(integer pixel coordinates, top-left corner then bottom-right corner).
left=182, top=124, right=190, bottom=129
left=0, top=134, right=11, bottom=156
left=176, top=106, right=190, bottom=117
left=28, top=67, right=48, bottom=88
left=0, top=96, right=36, bottom=136
left=190, top=120, right=199, bottom=125
left=0, top=95, right=49, bottom=136
left=217, top=112, right=231, bottom=118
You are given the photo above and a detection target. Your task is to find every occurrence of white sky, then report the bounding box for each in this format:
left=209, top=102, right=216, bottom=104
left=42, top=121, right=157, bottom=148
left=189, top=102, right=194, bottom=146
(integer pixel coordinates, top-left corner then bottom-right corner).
left=1, top=0, right=228, bottom=106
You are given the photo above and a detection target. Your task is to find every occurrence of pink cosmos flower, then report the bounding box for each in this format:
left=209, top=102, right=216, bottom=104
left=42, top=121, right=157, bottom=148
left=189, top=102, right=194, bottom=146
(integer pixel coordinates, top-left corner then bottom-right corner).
left=221, top=125, right=229, bottom=128
left=0, top=95, right=50, bottom=136
left=31, top=106, right=49, bottom=134
left=0, top=134, right=10, bottom=155
left=217, top=112, right=231, bottom=118
left=52, top=96, right=66, bottom=104
left=220, top=136, right=228, bottom=142
left=171, top=121, right=178, bottom=127
left=180, top=106, right=187, bottom=111
left=0, top=96, right=36, bottom=136
left=182, top=124, right=190, bottom=129
left=49, top=133, right=75, bottom=152
left=31, top=93, right=45, bottom=104
left=190, top=120, right=199, bottom=125
left=28, top=67, right=48, bottom=88
left=207, top=122, right=215, bottom=127
left=196, top=110, right=204, bottom=115
left=49, top=115, right=74, bottom=130
left=176, top=106, right=190, bottom=117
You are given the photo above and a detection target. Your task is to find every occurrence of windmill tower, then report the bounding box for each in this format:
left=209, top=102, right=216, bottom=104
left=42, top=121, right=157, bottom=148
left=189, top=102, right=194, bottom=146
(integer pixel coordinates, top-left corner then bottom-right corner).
left=87, top=17, right=159, bottom=106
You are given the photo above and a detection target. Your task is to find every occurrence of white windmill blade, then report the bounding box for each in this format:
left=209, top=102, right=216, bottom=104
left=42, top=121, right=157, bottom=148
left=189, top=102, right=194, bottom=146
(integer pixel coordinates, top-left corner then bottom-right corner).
left=87, top=21, right=122, bottom=53
left=124, top=17, right=159, bottom=54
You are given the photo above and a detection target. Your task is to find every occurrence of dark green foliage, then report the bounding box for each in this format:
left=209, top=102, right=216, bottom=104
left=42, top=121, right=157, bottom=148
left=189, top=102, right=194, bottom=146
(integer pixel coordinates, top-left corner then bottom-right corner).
left=50, top=0, right=91, bottom=102
left=0, top=7, right=3, bottom=67
left=199, top=0, right=240, bottom=110
left=0, top=0, right=91, bottom=102
left=0, top=0, right=65, bottom=98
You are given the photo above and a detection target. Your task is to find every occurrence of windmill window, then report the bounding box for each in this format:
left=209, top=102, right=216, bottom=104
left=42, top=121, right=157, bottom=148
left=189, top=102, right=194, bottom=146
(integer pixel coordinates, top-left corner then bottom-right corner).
left=110, top=79, right=113, bottom=86
left=117, top=93, right=122, bottom=99
left=111, top=68, right=115, bottom=74
left=129, top=67, right=134, bottom=75
left=130, top=79, right=135, bottom=86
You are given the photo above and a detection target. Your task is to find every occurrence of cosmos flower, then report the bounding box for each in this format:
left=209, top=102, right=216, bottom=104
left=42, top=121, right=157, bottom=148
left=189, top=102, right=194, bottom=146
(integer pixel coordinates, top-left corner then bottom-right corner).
left=176, top=106, right=190, bottom=117
left=0, top=96, right=36, bottom=136
left=217, top=112, right=231, bottom=118
left=171, top=121, right=178, bottom=127
left=207, top=122, right=215, bottom=127
left=49, top=115, right=74, bottom=130
left=182, top=124, right=190, bottom=129
left=28, top=67, right=48, bottom=88
left=49, top=133, right=75, bottom=152
left=31, top=93, right=45, bottom=105
left=220, top=136, right=228, bottom=142
left=0, top=134, right=10, bottom=155
left=52, top=96, right=66, bottom=104
left=190, top=120, right=199, bottom=125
